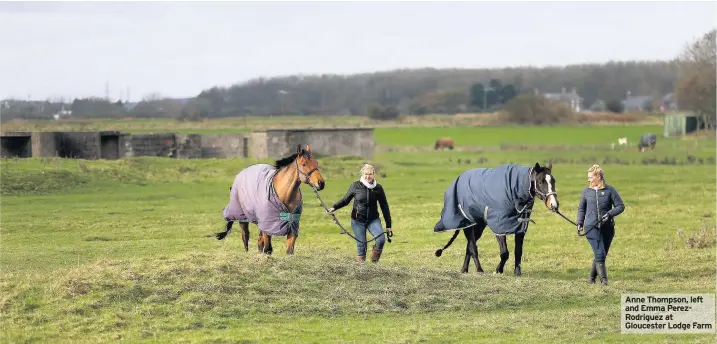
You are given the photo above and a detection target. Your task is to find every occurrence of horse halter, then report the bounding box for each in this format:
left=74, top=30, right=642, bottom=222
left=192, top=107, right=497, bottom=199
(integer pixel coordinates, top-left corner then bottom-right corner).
left=295, top=154, right=319, bottom=184
left=530, top=171, right=557, bottom=202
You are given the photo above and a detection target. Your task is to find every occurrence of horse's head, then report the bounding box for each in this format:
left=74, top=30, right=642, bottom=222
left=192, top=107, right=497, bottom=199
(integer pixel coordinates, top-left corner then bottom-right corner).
left=295, top=144, right=325, bottom=191
left=531, top=161, right=559, bottom=212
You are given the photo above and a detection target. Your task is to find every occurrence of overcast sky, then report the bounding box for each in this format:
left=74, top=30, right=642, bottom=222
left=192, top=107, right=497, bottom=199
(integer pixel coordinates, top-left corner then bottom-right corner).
left=1, top=1, right=715, bottom=102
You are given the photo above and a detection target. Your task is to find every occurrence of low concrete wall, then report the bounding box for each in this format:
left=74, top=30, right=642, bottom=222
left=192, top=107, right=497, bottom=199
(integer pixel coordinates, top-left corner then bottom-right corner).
left=124, top=133, right=177, bottom=158
left=252, top=128, right=374, bottom=159
left=31, top=132, right=58, bottom=158
left=0, top=132, right=32, bottom=158
left=1, top=128, right=375, bottom=160
left=100, top=133, right=121, bottom=160
left=200, top=134, right=248, bottom=158
left=249, top=132, right=268, bottom=159
left=1, top=131, right=120, bottom=160
left=176, top=134, right=203, bottom=159
left=54, top=132, right=101, bottom=159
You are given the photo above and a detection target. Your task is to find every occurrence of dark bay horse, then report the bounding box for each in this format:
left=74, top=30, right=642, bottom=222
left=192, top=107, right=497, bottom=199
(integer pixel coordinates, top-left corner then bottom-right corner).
left=638, top=133, right=657, bottom=152
left=433, top=162, right=559, bottom=276
left=214, top=144, right=325, bottom=256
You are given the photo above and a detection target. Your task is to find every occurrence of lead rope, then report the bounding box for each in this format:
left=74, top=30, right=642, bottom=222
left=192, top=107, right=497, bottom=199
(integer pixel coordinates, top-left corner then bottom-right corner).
left=554, top=209, right=602, bottom=237
left=311, top=186, right=392, bottom=244
left=529, top=172, right=601, bottom=236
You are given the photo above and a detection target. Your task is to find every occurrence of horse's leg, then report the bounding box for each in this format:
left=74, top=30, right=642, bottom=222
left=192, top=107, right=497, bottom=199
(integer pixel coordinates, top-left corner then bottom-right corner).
left=461, top=227, right=475, bottom=273
left=286, top=232, right=297, bottom=255
left=471, top=223, right=486, bottom=273
left=514, top=231, right=525, bottom=276
left=461, top=241, right=471, bottom=273
left=256, top=231, right=272, bottom=255
left=257, top=230, right=273, bottom=255
left=495, top=234, right=509, bottom=274
left=257, top=230, right=264, bottom=253
left=264, top=234, right=273, bottom=255
left=238, top=222, right=249, bottom=252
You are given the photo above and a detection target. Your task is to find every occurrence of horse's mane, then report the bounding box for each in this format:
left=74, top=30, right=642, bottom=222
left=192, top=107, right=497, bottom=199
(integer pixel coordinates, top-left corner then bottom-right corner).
left=273, top=149, right=310, bottom=169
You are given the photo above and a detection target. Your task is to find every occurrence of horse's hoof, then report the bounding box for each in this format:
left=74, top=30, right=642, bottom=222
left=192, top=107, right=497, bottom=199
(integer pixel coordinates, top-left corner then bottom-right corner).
left=514, top=267, right=522, bottom=276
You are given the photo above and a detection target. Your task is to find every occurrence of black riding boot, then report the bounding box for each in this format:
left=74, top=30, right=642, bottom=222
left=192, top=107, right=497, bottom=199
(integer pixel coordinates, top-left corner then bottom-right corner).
left=588, top=262, right=597, bottom=284
left=596, top=263, right=608, bottom=285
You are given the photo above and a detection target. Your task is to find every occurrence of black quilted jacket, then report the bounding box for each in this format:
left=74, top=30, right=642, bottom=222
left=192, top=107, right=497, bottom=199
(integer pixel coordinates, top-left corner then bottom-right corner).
left=332, top=181, right=392, bottom=228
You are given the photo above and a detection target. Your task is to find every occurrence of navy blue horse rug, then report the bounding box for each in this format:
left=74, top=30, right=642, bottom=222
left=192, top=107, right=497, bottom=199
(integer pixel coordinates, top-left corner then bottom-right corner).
left=433, top=162, right=558, bottom=275
left=434, top=164, right=535, bottom=235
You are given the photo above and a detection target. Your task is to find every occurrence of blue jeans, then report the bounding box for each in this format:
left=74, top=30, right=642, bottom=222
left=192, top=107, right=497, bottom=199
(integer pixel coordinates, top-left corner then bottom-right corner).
left=587, top=224, right=615, bottom=263
left=351, top=218, right=385, bottom=257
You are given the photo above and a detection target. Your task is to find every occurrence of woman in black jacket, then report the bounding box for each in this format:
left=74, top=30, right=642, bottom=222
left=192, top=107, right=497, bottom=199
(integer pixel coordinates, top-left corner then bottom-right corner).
left=328, top=164, right=392, bottom=264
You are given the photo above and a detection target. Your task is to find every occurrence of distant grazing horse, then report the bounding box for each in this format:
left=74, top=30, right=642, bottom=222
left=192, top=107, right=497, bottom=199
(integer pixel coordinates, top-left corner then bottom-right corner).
left=618, top=137, right=628, bottom=146
left=433, top=162, right=559, bottom=276
left=215, top=144, right=325, bottom=255
left=638, top=133, right=657, bottom=152
left=435, top=137, right=455, bottom=150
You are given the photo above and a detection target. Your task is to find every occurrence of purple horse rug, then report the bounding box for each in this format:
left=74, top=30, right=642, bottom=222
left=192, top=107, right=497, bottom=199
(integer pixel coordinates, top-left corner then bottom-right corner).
left=222, top=164, right=303, bottom=237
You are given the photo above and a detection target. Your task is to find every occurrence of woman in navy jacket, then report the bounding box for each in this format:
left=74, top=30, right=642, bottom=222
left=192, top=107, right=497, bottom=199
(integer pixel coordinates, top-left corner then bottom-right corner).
left=576, top=164, right=625, bottom=285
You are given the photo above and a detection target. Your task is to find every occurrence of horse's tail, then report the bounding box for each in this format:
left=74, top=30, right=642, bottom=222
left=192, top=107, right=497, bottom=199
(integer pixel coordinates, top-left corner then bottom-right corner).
left=435, top=230, right=461, bottom=257
left=215, top=219, right=233, bottom=240
left=435, top=173, right=463, bottom=257
left=215, top=187, right=234, bottom=240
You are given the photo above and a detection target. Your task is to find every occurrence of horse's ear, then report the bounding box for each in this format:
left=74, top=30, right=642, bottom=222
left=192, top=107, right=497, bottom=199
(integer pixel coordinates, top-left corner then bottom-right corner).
left=296, top=145, right=301, bottom=154
left=305, top=144, right=312, bottom=152
left=546, top=161, right=552, bottom=170
left=534, top=162, right=541, bottom=170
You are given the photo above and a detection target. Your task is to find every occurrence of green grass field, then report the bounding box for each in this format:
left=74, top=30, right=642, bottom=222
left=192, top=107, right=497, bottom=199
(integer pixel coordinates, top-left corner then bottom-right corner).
left=1, top=123, right=715, bottom=343
left=0, top=111, right=663, bottom=135
left=374, top=125, right=666, bottom=147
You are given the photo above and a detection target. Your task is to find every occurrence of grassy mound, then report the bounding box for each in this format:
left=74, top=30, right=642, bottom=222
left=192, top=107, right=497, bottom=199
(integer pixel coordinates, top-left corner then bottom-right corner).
left=0, top=155, right=371, bottom=196
left=3, top=249, right=714, bottom=343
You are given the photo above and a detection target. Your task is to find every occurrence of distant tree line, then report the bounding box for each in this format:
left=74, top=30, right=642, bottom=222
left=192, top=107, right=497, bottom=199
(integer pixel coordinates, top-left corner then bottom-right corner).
left=189, top=60, right=681, bottom=118
left=0, top=60, right=676, bottom=121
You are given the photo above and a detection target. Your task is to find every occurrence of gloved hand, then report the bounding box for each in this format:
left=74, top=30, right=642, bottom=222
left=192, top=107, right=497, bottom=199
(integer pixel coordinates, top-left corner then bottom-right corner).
left=576, top=223, right=583, bottom=233
left=600, top=213, right=611, bottom=224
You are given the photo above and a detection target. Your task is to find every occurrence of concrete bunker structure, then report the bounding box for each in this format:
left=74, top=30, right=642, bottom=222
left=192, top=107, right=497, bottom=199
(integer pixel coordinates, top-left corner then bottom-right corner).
left=250, top=127, right=374, bottom=159
left=1, top=132, right=33, bottom=158
left=0, top=127, right=374, bottom=160
left=0, top=131, right=122, bottom=159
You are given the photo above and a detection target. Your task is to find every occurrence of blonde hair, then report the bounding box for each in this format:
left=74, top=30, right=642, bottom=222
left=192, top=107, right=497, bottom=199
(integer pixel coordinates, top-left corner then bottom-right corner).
left=588, top=164, right=605, bottom=188
left=360, top=163, right=375, bottom=176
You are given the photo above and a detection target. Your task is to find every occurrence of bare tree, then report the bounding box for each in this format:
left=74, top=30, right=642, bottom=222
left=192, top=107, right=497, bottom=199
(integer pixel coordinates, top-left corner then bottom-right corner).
left=677, top=29, right=716, bottom=130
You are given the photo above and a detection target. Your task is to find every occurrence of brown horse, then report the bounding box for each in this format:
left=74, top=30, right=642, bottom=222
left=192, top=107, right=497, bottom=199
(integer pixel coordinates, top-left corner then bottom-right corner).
left=435, top=137, right=455, bottom=150
left=215, top=144, right=325, bottom=256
